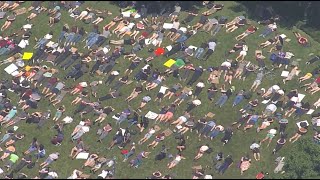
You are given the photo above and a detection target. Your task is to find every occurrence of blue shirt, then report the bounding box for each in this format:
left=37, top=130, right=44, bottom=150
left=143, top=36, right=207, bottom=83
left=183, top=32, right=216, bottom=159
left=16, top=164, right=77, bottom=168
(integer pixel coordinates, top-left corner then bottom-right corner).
left=207, top=121, right=216, bottom=127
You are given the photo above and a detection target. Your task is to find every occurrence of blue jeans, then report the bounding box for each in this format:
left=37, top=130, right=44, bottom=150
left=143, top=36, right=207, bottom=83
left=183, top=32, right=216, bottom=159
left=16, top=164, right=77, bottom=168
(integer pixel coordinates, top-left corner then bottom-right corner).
left=233, top=95, right=244, bottom=106
left=85, top=32, right=98, bottom=42
left=65, top=32, right=75, bottom=44
left=260, top=27, right=272, bottom=37
left=211, top=24, right=222, bottom=36
left=86, top=35, right=99, bottom=48
left=0, top=47, right=10, bottom=55
left=243, top=104, right=253, bottom=112
left=215, top=95, right=228, bottom=107
left=124, top=150, right=135, bottom=159
left=72, top=34, right=83, bottom=44
left=194, top=48, right=204, bottom=59
left=58, top=31, right=66, bottom=43
left=116, top=114, right=128, bottom=126
left=176, top=35, right=187, bottom=43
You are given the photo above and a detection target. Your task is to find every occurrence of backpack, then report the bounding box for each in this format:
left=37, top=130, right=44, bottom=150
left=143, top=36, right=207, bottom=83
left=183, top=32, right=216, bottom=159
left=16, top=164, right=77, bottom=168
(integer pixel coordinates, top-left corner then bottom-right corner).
left=243, top=92, right=252, bottom=100
left=206, top=147, right=213, bottom=154
left=270, top=53, right=277, bottom=61
left=27, top=162, right=35, bottom=169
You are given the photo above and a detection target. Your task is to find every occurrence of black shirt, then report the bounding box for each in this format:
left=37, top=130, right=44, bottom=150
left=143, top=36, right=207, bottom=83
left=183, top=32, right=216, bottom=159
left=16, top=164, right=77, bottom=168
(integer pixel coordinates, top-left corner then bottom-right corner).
left=103, top=107, right=113, bottom=115
left=124, top=39, right=135, bottom=45
left=224, top=157, right=233, bottom=166
left=200, top=42, right=207, bottom=49
left=199, top=15, right=208, bottom=24
left=218, top=17, right=228, bottom=24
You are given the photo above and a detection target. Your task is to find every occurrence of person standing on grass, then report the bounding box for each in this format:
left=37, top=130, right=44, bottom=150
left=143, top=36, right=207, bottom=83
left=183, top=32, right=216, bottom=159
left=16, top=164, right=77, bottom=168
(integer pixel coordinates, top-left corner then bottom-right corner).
left=272, top=134, right=287, bottom=154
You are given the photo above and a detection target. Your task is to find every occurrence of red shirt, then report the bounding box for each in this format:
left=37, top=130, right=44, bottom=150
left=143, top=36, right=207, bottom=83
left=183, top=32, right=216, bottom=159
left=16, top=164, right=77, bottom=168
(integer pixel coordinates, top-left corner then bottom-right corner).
left=256, top=172, right=264, bottom=179
left=315, top=77, right=320, bottom=84
left=298, top=37, right=307, bottom=44
left=48, top=77, right=58, bottom=85
left=247, top=26, right=256, bottom=33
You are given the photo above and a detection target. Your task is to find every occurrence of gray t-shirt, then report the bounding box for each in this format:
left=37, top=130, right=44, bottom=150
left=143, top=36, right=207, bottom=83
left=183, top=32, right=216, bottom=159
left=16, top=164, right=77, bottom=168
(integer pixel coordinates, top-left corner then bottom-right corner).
left=174, top=5, right=181, bottom=13
left=55, top=82, right=65, bottom=90
left=255, top=72, right=264, bottom=81
left=208, top=18, right=218, bottom=24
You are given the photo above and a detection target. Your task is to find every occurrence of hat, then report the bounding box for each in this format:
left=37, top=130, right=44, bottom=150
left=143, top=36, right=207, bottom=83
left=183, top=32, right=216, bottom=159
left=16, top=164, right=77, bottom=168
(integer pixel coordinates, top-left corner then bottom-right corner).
left=13, top=106, right=16, bottom=109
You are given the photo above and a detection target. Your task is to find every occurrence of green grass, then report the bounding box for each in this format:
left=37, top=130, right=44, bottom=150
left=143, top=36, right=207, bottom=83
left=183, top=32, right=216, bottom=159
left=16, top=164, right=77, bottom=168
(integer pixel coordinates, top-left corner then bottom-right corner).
left=0, top=1, right=319, bottom=179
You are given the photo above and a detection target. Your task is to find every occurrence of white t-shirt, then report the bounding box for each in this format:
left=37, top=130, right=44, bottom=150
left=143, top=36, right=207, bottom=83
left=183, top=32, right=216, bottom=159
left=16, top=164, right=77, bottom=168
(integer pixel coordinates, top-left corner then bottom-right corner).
left=159, top=86, right=168, bottom=94
left=98, top=170, right=110, bottom=179
left=196, top=82, right=205, bottom=88
left=208, top=42, right=217, bottom=51
left=221, top=61, right=231, bottom=68
left=172, top=21, right=180, bottom=30
left=204, top=175, right=213, bottom=179
left=200, top=145, right=209, bottom=152
left=193, top=99, right=202, bottom=106
left=271, top=85, right=280, bottom=91
left=128, top=23, right=135, bottom=29
left=269, top=128, right=277, bottom=135
left=175, top=155, right=182, bottom=162
left=266, top=104, right=277, bottom=112
left=18, top=39, right=29, bottom=49
left=285, top=52, right=294, bottom=59
left=142, top=64, right=150, bottom=71
left=149, top=129, right=156, bottom=135
left=111, top=71, right=120, bottom=76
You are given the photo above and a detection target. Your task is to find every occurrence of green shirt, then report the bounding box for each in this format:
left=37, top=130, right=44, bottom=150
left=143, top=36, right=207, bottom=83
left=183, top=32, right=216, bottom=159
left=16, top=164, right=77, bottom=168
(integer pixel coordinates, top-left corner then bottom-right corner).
left=175, top=59, right=185, bottom=67
left=9, top=154, right=19, bottom=163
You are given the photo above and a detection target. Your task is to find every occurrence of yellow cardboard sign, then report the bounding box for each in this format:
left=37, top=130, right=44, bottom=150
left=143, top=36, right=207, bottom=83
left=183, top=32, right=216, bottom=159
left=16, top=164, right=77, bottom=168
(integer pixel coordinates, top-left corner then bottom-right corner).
left=164, top=59, right=176, bottom=68
left=22, top=52, right=33, bottom=60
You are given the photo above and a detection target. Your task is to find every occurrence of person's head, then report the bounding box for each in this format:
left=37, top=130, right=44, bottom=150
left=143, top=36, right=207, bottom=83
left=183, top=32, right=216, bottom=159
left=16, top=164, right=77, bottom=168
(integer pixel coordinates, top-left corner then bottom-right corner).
left=39, top=144, right=44, bottom=150
left=33, top=137, right=37, bottom=142
left=49, top=31, right=53, bottom=35
left=174, top=19, right=179, bottom=22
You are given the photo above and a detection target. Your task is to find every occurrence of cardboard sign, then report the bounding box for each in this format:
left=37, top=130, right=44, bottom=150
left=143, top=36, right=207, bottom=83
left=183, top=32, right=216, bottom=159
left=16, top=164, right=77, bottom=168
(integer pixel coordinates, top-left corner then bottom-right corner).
left=22, top=52, right=33, bottom=60
left=164, top=59, right=176, bottom=68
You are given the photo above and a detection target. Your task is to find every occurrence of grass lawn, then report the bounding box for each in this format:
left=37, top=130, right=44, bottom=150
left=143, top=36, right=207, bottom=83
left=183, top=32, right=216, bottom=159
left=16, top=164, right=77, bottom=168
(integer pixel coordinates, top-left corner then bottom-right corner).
left=0, top=1, right=319, bottom=179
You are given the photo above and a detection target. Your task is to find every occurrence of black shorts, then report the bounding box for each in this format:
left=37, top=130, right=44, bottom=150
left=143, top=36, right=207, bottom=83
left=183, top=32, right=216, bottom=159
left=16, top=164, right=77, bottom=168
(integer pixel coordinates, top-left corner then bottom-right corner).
left=51, top=88, right=60, bottom=94
left=129, top=62, right=138, bottom=70
left=170, top=28, right=177, bottom=33
left=157, top=92, right=164, bottom=99
left=252, top=148, right=260, bottom=153
left=170, top=88, right=177, bottom=93
left=54, top=18, right=60, bottom=23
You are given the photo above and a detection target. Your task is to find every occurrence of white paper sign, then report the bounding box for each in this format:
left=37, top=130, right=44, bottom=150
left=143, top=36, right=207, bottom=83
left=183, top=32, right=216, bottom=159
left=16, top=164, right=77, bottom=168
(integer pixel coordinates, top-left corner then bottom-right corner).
left=296, top=120, right=309, bottom=128
left=4, top=63, right=18, bottom=75
left=163, top=23, right=173, bottom=29
left=145, top=111, right=158, bottom=119
left=306, top=109, right=315, bottom=115
left=281, top=71, right=289, bottom=77
left=297, top=93, right=306, bottom=102
left=76, top=152, right=89, bottom=159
